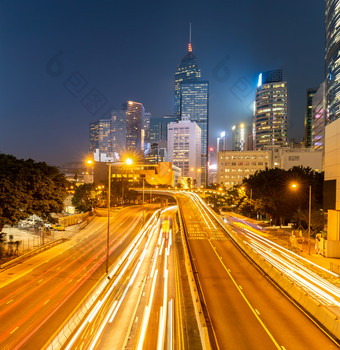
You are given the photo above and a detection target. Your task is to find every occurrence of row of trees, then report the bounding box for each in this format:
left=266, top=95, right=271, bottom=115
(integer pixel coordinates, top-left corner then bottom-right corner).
left=0, top=153, right=69, bottom=233
left=224, top=166, right=325, bottom=235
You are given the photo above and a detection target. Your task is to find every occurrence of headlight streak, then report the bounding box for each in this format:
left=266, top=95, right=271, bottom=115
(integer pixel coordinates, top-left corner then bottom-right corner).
left=65, top=210, right=160, bottom=350
left=137, top=269, right=159, bottom=350
left=221, top=215, right=340, bottom=309
left=167, top=299, right=174, bottom=350
left=247, top=240, right=340, bottom=307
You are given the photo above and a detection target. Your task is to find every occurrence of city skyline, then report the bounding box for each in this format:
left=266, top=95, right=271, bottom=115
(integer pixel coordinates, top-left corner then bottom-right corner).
left=0, top=1, right=324, bottom=164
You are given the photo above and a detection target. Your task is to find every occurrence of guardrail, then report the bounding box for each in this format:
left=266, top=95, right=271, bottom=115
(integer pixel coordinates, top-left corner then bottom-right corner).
left=0, top=238, right=68, bottom=269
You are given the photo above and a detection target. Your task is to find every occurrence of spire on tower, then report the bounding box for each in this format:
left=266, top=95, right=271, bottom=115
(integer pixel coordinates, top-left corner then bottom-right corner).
left=188, top=22, right=192, bottom=52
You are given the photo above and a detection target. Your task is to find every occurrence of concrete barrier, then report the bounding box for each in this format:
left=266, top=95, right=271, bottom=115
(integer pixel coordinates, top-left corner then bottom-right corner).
left=177, top=202, right=212, bottom=350
left=209, top=209, right=340, bottom=341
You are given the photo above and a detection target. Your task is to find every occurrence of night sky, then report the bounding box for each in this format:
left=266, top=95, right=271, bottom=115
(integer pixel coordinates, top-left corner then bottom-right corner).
left=0, top=0, right=324, bottom=165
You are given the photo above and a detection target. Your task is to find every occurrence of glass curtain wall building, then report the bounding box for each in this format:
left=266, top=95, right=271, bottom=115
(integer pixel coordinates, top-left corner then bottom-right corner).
left=253, top=70, right=288, bottom=150
left=180, top=81, right=209, bottom=178
left=174, top=43, right=201, bottom=120
left=123, top=101, right=145, bottom=154
left=89, top=119, right=111, bottom=153
left=175, top=38, right=209, bottom=185
left=149, top=116, right=177, bottom=143
left=305, top=88, right=318, bottom=147
left=325, top=0, right=340, bottom=124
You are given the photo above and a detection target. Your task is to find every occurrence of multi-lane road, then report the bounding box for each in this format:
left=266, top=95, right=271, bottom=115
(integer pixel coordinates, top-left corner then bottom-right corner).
left=1, top=191, right=340, bottom=349
left=175, top=191, right=339, bottom=349
left=0, top=206, right=146, bottom=350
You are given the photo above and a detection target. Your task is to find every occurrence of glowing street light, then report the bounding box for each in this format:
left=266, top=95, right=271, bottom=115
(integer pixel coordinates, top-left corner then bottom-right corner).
left=291, top=182, right=312, bottom=255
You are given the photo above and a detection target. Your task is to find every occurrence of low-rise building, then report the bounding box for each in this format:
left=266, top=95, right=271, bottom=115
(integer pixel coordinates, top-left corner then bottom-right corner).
left=218, top=146, right=323, bottom=189
left=218, top=150, right=271, bottom=188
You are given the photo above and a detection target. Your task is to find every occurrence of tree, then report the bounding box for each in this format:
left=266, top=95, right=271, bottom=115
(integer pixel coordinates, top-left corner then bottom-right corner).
left=72, top=183, right=98, bottom=212
left=0, top=154, right=68, bottom=232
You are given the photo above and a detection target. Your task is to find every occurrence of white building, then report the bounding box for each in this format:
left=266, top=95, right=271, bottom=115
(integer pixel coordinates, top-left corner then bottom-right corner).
left=265, top=146, right=323, bottom=171
left=218, top=146, right=323, bottom=189
left=218, top=150, right=271, bottom=188
left=167, top=118, right=201, bottom=186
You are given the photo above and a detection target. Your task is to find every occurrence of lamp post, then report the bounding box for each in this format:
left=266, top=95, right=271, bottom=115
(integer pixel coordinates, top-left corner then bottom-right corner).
left=291, top=183, right=312, bottom=255
left=106, top=163, right=111, bottom=273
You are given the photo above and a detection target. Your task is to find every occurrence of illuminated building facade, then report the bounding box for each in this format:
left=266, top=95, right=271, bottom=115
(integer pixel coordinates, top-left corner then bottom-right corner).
left=167, top=118, right=201, bottom=186
left=254, top=69, right=287, bottom=150
left=312, top=83, right=326, bottom=151
left=174, top=32, right=209, bottom=185
left=217, top=131, right=227, bottom=152
left=174, top=40, right=201, bottom=120
left=305, top=88, right=317, bottom=147
left=123, top=101, right=145, bottom=153
left=110, top=109, right=126, bottom=155
left=89, top=119, right=111, bottom=153
left=326, top=0, right=340, bottom=124
left=180, top=81, right=209, bottom=181
left=232, top=123, right=251, bottom=151
left=149, top=116, right=176, bottom=143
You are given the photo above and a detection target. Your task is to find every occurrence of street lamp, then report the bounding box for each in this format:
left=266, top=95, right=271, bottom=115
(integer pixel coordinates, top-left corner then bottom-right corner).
left=291, top=182, right=312, bottom=255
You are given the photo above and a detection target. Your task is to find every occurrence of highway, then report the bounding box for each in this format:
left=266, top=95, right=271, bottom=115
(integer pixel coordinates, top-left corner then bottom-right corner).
left=175, top=191, right=338, bottom=349
left=0, top=206, right=147, bottom=350
left=63, top=206, right=186, bottom=350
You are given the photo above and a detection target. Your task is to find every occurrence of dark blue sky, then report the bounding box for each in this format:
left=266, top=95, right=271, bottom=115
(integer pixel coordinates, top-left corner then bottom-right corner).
left=0, top=0, right=324, bottom=165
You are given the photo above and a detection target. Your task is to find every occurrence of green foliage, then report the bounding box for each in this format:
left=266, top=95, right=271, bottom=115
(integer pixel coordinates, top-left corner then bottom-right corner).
left=72, top=183, right=98, bottom=212
left=229, top=166, right=324, bottom=228
left=0, top=154, right=68, bottom=232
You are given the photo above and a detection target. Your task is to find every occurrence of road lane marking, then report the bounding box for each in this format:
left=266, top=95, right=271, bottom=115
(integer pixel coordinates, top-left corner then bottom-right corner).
left=207, top=240, right=282, bottom=350
left=10, top=326, right=18, bottom=334
left=239, top=285, right=243, bottom=290
left=6, top=299, right=13, bottom=304
left=44, top=299, right=50, bottom=305
left=38, top=279, right=44, bottom=283
left=255, top=309, right=260, bottom=315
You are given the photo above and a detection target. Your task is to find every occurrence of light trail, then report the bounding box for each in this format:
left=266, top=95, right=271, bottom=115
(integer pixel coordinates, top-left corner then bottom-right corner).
left=229, top=219, right=340, bottom=308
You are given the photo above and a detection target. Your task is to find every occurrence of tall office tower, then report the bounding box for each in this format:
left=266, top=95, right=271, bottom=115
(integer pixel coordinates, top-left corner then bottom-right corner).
left=326, top=1, right=340, bottom=124
left=149, top=116, right=177, bottom=143
left=217, top=131, right=228, bottom=152
left=89, top=119, right=111, bottom=153
left=232, top=123, right=251, bottom=151
left=180, top=81, right=209, bottom=180
left=174, top=29, right=201, bottom=120
left=312, top=82, right=326, bottom=151
left=253, top=69, right=288, bottom=150
left=305, top=88, right=318, bottom=147
left=174, top=28, right=209, bottom=185
left=123, top=101, right=145, bottom=154
left=167, top=118, right=201, bottom=186
left=143, top=112, right=151, bottom=146
left=111, top=110, right=126, bottom=155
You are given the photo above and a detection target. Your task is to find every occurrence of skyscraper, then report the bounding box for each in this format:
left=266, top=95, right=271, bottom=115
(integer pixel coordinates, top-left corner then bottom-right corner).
left=174, top=29, right=209, bottom=185
left=217, top=132, right=227, bottom=153
left=111, top=109, right=126, bottom=155
left=89, top=119, right=111, bottom=153
left=180, top=81, right=209, bottom=175
left=149, top=116, right=177, bottom=143
left=312, top=83, right=326, bottom=151
left=253, top=69, right=288, bottom=150
left=174, top=29, right=201, bottom=120
left=167, top=118, right=201, bottom=186
left=123, top=101, right=145, bottom=154
left=325, top=0, right=340, bottom=124
left=305, top=88, right=318, bottom=148
left=232, top=123, right=251, bottom=151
